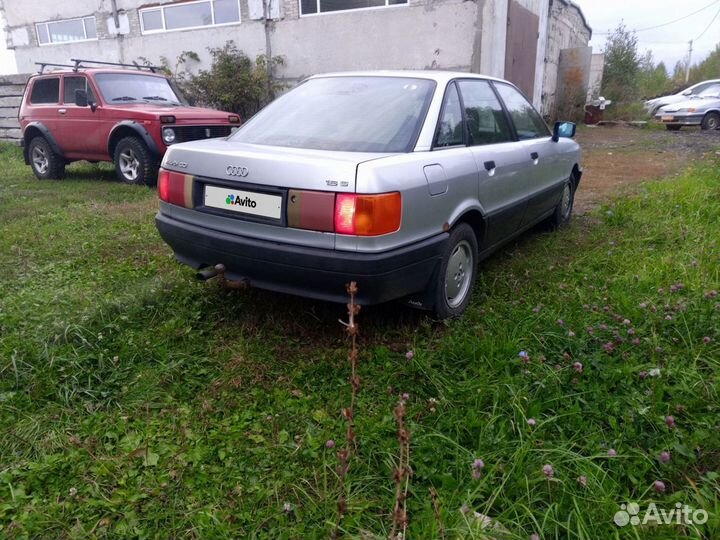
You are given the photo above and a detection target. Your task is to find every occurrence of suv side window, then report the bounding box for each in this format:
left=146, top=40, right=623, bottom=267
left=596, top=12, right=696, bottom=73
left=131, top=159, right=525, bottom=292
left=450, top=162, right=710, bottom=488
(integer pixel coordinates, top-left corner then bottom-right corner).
left=434, top=82, right=464, bottom=148
left=63, top=76, right=96, bottom=104
left=458, top=80, right=512, bottom=146
left=494, top=83, right=550, bottom=140
left=30, top=77, right=60, bottom=104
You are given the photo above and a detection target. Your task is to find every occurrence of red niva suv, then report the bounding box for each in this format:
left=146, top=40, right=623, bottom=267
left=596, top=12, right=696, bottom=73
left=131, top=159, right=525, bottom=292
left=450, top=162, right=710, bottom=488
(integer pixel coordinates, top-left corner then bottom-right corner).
left=19, top=59, right=240, bottom=186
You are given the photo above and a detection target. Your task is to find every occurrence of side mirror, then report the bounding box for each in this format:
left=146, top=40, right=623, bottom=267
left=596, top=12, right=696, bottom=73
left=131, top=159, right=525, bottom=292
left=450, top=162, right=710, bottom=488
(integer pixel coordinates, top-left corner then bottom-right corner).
left=75, top=89, right=97, bottom=112
left=552, top=121, right=576, bottom=142
left=75, top=89, right=88, bottom=107
left=682, top=89, right=692, bottom=96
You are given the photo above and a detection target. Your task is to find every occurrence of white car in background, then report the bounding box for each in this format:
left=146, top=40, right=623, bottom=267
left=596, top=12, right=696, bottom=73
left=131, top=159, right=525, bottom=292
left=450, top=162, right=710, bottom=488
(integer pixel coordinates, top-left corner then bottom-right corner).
left=645, top=79, right=720, bottom=116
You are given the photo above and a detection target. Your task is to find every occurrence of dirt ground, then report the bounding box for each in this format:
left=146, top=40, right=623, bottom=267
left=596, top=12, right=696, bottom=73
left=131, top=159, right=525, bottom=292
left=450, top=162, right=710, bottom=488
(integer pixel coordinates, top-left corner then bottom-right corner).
left=573, top=125, right=720, bottom=214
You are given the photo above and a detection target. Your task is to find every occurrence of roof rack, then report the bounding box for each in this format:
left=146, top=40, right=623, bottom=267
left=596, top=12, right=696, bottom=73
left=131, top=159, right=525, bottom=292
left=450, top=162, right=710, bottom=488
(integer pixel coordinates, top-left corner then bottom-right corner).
left=70, top=59, right=163, bottom=73
left=35, top=62, right=78, bottom=74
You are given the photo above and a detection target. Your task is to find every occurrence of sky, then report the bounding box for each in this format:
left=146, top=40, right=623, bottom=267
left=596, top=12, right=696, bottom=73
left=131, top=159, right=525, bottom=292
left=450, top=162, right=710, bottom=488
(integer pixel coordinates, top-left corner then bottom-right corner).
left=573, top=0, right=720, bottom=73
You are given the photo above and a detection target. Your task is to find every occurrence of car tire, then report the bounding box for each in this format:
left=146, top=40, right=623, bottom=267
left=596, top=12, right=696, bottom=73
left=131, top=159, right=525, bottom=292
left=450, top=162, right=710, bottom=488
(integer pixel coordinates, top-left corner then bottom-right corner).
left=113, top=136, right=158, bottom=186
left=701, top=112, right=720, bottom=131
left=431, top=223, right=478, bottom=319
left=546, top=175, right=576, bottom=230
left=665, top=125, right=681, bottom=131
left=28, top=136, right=65, bottom=180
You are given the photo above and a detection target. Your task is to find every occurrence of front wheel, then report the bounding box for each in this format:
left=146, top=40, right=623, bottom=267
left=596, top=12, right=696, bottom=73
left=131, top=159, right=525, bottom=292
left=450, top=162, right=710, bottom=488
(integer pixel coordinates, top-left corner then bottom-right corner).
left=546, top=175, right=576, bottom=230
left=701, top=112, right=720, bottom=131
left=113, top=136, right=158, bottom=186
left=431, top=223, right=478, bottom=319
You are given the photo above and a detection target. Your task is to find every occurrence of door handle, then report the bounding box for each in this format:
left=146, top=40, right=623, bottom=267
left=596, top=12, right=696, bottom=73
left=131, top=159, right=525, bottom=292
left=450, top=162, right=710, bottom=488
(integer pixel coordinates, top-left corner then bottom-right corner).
left=530, top=152, right=539, bottom=160
left=483, top=160, right=496, bottom=171
left=58, top=109, right=67, bottom=115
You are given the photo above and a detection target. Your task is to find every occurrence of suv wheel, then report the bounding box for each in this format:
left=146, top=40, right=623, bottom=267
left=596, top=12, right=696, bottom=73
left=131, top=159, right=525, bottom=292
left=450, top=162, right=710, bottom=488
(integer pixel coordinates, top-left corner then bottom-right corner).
left=431, top=223, right=478, bottom=319
left=28, top=136, right=65, bottom=180
left=113, top=136, right=158, bottom=186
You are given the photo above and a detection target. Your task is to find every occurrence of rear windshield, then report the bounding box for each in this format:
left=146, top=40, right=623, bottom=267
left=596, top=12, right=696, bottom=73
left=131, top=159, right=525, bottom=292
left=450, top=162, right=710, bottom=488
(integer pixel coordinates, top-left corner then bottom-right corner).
left=232, top=76, right=435, bottom=153
left=94, top=73, right=182, bottom=104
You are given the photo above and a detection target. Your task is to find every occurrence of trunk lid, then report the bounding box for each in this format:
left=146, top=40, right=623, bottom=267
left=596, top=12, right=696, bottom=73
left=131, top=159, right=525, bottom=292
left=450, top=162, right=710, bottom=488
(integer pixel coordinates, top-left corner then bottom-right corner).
left=163, top=138, right=391, bottom=193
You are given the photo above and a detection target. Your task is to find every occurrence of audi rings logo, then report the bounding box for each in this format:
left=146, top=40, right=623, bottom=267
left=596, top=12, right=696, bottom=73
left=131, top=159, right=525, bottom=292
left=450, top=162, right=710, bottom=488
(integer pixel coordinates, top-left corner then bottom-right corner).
left=226, top=165, right=249, bottom=177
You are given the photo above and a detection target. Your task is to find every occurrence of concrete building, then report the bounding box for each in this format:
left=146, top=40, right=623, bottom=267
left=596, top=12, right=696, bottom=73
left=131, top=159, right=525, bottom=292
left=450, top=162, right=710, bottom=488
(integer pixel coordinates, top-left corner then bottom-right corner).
left=1, top=0, right=596, bottom=116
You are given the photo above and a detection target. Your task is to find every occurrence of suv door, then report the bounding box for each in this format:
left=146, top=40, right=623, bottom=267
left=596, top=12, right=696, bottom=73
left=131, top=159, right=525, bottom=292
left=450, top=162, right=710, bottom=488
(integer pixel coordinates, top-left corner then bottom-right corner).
left=455, top=79, right=524, bottom=247
left=493, top=83, right=564, bottom=225
left=57, top=75, right=106, bottom=159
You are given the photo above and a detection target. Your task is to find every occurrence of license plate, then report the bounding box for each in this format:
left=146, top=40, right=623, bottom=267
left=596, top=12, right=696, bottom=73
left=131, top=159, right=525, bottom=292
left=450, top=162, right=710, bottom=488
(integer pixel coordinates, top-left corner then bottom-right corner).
left=661, top=115, right=674, bottom=122
left=204, top=185, right=282, bottom=220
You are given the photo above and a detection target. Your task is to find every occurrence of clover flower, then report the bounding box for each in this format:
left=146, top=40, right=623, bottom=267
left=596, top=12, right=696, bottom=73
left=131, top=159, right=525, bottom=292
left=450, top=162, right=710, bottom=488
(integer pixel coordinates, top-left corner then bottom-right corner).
left=659, top=451, right=671, bottom=463
left=542, top=464, right=554, bottom=478
left=665, top=415, right=676, bottom=429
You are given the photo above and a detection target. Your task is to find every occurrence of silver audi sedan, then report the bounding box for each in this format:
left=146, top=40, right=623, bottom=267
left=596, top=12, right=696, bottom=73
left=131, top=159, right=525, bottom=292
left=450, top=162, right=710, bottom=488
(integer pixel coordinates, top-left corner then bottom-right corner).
left=155, top=71, right=581, bottom=317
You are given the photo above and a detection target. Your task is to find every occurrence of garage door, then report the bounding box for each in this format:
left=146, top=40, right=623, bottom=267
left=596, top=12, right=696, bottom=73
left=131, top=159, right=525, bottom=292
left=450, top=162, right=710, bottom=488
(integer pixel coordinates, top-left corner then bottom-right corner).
left=504, top=0, right=539, bottom=99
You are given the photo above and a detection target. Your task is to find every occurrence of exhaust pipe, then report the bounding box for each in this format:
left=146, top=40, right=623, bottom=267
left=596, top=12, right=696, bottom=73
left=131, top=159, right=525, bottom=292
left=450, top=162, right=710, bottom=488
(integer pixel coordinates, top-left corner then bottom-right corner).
left=196, top=264, right=248, bottom=289
left=196, top=266, right=219, bottom=281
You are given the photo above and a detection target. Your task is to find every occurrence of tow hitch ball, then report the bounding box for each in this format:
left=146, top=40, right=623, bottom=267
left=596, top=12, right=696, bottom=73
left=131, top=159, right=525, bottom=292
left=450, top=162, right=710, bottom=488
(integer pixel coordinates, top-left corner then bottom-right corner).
left=196, top=264, right=248, bottom=289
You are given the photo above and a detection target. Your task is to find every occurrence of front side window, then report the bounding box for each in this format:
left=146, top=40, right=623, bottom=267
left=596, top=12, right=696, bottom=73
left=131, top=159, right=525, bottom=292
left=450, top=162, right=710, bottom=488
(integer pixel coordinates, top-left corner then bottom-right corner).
left=300, top=0, right=407, bottom=16
left=36, top=17, right=97, bottom=45
left=233, top=76, right=435, bottom=153
left=494, top=83, right=549, bottom=140
left=434, top=83, right=464, bottom=148
left=63, top=76, right=96, bottom=104
left=458, top=80, right=512, bottom=145
left=30, top=78, right=60, bottom=104
left=94, top=74, right=182, bottom=104
left=140, top=0, right=241, bottom=33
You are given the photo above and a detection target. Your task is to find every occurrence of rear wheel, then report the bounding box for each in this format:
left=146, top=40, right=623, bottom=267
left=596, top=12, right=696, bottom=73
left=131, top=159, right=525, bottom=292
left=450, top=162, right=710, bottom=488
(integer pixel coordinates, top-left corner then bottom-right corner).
left=701, top=112, right=720, bottom=130
left=431, top=223, right=478, bottom=319
left=113, top=136, right=158, bottom=186
left=28, top=136, right=65, bottom=180
left=665, top=125, right=681, bottom=131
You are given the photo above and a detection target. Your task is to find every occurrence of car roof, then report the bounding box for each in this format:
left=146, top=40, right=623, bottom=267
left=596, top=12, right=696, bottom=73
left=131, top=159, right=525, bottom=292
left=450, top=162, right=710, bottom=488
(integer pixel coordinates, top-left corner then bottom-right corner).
left=307, top=70, right=510, bottom=86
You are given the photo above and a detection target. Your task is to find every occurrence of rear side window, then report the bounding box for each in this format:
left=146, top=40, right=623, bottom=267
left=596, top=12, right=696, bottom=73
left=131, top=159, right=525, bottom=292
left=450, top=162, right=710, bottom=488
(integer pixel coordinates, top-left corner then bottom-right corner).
left=434, top=83, right=464, bottom=147
left=458, top=80, right=512, bottom=145
left=63, top=76, right=95, bottom=104
left=494, top=83, right=549, bottom=140
left=30, top=77, right=60, bottom=104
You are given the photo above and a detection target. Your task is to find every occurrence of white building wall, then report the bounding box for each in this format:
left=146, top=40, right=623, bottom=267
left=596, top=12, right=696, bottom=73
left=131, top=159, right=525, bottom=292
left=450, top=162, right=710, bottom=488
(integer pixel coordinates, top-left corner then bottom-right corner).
left=2, top=0, right=591, bottom=113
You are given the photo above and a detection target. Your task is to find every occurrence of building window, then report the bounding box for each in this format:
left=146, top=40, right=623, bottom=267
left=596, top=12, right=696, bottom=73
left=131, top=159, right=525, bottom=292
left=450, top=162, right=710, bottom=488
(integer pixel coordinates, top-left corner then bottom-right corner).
left=300, top=0, right=407, bottom=16
left=36, top=17, right=97, bottom=45
left=140, top=0, right=241, bottom=33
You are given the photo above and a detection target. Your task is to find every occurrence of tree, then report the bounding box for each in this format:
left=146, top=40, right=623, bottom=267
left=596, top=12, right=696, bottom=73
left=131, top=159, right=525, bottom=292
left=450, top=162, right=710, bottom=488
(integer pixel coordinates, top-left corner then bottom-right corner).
left=688, top=43, right=720, bottom=85
left=169, top=42, right=285, bottom=119
left=602, top=23, right=641, bottom=102
left=637, top=51, right=672, bottom=99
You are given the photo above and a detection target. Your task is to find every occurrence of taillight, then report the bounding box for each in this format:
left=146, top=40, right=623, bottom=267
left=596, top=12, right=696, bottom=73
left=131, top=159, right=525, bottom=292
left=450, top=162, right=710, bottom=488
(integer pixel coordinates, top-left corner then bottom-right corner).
left=333, top=192, right=401, bottom=236
left=158, top=168, right=193, bottom=207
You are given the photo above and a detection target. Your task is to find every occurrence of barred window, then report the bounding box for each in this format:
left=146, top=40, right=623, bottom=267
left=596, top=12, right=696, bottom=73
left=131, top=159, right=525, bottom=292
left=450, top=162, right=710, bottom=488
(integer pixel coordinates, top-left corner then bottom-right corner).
left=300, top=0, right=407, bottom=16
left=36, top=17, right=97, bottom=45
left=140, top=0, right=241, bottom=33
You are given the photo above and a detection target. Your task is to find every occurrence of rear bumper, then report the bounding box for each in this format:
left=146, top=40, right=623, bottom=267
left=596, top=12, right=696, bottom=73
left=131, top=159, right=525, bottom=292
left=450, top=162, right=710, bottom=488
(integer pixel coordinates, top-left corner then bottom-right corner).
left=155, top=212, right=447, bottom=305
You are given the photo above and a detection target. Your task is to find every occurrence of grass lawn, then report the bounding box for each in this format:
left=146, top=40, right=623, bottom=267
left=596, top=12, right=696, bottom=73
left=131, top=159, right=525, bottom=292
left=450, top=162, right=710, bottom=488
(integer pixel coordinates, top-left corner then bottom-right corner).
left=1, top=143, right=718, bottom=539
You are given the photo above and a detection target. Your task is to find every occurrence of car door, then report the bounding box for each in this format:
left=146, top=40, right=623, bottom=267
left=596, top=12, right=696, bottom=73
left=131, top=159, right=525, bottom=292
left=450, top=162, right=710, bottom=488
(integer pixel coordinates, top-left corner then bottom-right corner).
left=455, top=79, right=526, bottom=248
left=57, top=75, right=106, bottom=159
left=493, top=82, right=564, bottom=226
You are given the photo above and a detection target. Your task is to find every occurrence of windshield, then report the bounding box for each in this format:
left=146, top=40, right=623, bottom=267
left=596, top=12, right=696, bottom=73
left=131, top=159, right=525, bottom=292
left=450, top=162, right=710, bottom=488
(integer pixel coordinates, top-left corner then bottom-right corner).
left=232, top=76, right=435, bottom=152
left=94, top=73, right=183, bottom=104
left=698, top=85, right=720, bottom=98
